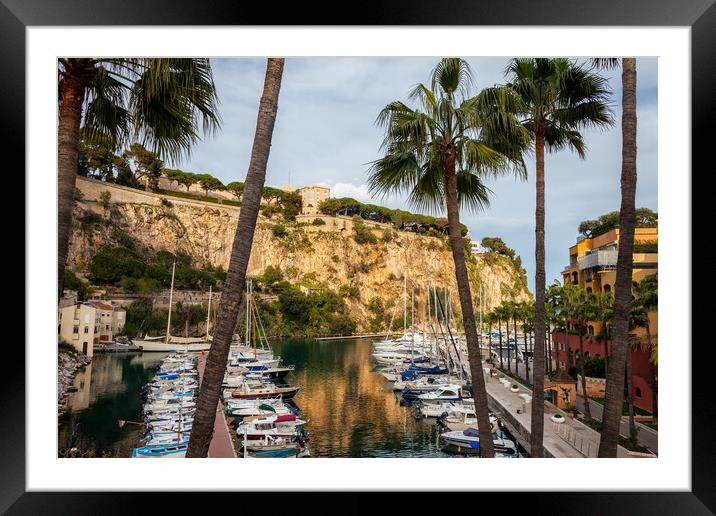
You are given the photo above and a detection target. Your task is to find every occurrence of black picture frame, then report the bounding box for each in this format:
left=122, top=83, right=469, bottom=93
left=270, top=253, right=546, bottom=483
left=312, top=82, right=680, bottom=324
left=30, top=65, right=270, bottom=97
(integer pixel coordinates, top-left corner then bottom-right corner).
left=5, top=0, right=711, bottom=513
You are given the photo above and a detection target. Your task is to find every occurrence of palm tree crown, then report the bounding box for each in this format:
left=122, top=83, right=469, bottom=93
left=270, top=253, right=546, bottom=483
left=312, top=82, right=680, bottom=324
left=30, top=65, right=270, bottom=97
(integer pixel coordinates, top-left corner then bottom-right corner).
left=368, top=58, right=529, bottom=212
left=505, top=58, right=613, bottom=155
left=59, top=58, right=221, bottom=160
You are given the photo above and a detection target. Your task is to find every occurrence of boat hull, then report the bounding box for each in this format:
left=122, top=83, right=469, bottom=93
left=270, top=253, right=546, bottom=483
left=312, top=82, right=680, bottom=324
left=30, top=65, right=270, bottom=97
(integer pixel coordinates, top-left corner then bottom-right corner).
left=135, top=340, right=211, bottom=352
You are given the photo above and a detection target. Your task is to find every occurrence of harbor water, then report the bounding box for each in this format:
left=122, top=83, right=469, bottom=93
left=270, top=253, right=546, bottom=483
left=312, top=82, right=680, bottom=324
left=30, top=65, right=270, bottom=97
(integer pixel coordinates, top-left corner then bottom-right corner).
left=59, top=337, right=514, bottom=457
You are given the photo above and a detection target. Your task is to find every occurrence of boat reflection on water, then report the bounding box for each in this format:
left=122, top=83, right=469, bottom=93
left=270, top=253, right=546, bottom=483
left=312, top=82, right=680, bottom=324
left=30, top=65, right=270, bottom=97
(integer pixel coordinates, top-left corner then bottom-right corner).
left=273, top=338, right=450, bottom=457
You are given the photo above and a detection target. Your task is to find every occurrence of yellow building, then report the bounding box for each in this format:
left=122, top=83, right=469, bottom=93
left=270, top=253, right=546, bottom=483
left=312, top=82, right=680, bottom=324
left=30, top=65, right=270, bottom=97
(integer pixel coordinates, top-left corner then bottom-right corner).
left=296, top=186, right=330, bottom=215
left=58, top=301, right=126, bottom=357
left=562, top=227, right=657, bottom=295
left=560, top=226, right=658, bottom=345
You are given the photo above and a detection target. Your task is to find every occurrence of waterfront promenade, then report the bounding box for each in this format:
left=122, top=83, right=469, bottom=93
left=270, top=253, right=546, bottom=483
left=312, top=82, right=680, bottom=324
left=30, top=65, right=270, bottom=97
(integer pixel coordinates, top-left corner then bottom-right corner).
left=197, top=353, right=236, bottom=458
left=483, top=370, right=631, bottom=458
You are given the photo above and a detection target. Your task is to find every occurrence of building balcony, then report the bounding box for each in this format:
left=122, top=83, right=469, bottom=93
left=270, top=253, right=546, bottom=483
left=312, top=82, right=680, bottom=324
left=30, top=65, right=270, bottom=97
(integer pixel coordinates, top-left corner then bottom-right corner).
left=579, top=250, right=618, bottom=271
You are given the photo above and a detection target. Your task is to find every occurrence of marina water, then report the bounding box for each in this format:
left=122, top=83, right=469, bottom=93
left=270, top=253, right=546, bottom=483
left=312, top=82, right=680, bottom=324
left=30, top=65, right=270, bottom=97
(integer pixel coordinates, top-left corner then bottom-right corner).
left=59, top=337, right=516, bottom=457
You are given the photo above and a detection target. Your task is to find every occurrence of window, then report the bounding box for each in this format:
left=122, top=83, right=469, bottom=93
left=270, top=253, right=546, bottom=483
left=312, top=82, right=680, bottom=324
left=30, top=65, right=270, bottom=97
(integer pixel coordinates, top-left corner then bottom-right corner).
left=73, top=327, right=79, bottom=334
left=84, top=327, right=89, bottom=334
left=635, top=387, right=642, bottom=398
left=603, top=284, right=611, bottom=293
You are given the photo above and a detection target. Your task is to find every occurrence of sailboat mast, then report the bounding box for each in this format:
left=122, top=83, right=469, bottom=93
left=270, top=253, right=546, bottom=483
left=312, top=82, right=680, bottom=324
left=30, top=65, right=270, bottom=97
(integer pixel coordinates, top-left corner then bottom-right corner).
left=206, top=286, right=212, bottom=340
left=165, top=260, right=176, bottom=345
left=410, top=287, right=414, bottom=364
left=403, top=276, right=407, bottom=334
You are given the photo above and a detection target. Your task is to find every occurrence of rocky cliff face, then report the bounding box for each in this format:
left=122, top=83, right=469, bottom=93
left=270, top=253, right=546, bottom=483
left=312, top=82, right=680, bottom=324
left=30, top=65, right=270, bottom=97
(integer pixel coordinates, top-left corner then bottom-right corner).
left=70, top=179, right=531, bottom=330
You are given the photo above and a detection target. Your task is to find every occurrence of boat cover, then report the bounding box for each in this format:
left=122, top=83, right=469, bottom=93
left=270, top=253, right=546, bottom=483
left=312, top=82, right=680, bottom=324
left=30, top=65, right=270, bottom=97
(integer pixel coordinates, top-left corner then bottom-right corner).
left=274, top=414, right=297, bottom=422
left=463, top=428, right=480, bottom=437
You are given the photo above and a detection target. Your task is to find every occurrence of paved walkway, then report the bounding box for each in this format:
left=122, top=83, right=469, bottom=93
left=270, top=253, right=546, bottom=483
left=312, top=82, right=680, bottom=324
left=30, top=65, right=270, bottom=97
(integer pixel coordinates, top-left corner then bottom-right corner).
left=490, top=361, right=658, bottom=455
left=197, top=353, right=237, bottom=458
left=576, top=397, right=658, bottom=454
left=484, top=370, right=630, bottom=458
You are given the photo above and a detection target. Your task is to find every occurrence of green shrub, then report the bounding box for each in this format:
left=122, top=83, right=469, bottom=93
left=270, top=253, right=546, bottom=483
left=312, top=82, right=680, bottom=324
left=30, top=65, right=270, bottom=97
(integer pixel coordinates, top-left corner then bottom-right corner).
left=272, top=224, right=288, bottom=238
left=312, top=218, right=326, bottom=226
left=353, top=218, right=378, bottom=245
left=63, top=268, right=92, bottom=301
left=634, top=240, right=658, bottom=253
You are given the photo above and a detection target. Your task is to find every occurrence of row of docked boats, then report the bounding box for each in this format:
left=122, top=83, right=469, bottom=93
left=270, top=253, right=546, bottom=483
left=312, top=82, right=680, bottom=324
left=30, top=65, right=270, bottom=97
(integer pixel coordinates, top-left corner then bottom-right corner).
left=221, top=342, right=310, bottom=458
left=220, top=279, right=309, bottom=458
left=131, top=353, right=198, bottom=458
left=131, top=278, right=309, bottom=458
left=372, top=284, right=521, bottom=457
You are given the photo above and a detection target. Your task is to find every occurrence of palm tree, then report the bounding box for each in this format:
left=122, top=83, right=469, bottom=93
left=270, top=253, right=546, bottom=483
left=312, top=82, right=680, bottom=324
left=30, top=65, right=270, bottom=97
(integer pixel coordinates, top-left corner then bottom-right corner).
left=591, top=290, right=614, bottom=373
left=484, top=311, right=495, bottom=364
left=494, top=305, right=506, bottom=370
left=186, top=58, right=285, bottom=458
left=57, top=58, right=220, bottom=300
left=368, top=58, right=530, bottom=457
left=546, top=281, right=564, bottom=375
left=597, top=58, right=638, bottom=458
left=632, top=273, right=658, bottom=422
left=565, top=285, right=593, bottom=420
left=503, top=302, right=513, bottom=374
left=505, top=58, right=613, bottom=457
left=520, top=301, right=534, bottom=383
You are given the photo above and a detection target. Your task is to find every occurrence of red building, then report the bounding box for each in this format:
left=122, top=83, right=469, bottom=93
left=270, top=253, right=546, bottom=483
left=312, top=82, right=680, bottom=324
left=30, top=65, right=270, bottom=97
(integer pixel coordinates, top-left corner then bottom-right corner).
left=552, top=331, right=656, bottom=414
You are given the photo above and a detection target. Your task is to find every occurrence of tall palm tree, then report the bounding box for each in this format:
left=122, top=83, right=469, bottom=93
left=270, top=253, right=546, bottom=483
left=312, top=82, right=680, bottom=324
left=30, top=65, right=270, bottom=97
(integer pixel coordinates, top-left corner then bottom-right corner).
left=591, top=290, right=614, bottom=372
left=505, top=58, right=613, bottom=457
left=565, top=285, right=593, bottom=420
left=503, top=301, right=513, bottom=374
left=520, top=301, right=534, bottom=383
left=485, top=311, right=495, bottom=364
left=494, top=305, right=506, bottom=370
left=368, top=58, right=530, bottom=458
left=546, top=281, right=564, bottom=375
left=57, top=58, right=220, bottom=300
left=598, top=58, right=638, bottom=458
left=632, top=273, right=658, bottom=422
left=186, top=58, right=285, bottom=457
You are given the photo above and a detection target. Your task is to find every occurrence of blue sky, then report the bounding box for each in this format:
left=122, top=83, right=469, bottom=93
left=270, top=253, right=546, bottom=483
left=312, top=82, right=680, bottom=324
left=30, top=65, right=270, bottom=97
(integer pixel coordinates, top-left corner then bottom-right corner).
left=178, top=57, right=658, bottom=292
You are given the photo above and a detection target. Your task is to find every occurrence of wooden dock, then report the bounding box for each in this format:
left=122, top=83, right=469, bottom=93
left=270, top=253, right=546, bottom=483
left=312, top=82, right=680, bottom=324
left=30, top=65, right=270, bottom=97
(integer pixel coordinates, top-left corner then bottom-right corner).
left=197, top=353, right=237, bottom=458
left=315, top=333, right=386, bottom=341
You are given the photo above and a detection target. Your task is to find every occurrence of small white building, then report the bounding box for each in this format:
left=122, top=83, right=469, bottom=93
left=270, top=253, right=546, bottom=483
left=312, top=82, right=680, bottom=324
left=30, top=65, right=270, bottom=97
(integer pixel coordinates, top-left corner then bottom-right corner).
left=471, top=240, right=487, bottom=255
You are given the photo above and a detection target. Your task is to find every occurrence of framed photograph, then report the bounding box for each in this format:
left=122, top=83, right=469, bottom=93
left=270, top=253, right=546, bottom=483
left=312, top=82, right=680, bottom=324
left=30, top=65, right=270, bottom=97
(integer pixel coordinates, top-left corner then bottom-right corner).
left=8, top=0, right=712, bottom=512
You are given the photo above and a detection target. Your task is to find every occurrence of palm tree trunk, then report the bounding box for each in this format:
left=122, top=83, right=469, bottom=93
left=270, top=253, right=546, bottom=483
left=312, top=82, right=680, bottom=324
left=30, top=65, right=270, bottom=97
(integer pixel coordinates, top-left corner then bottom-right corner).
left=488, top=322, right=492, bottom=363
left=578, top=330, right=591, bottom=420
left=523, top=321, right=529, bottom=383
left=646, top=323, right=657, bottom=423
left=57, top=75, right=86, bottom=301
left=506, top=314, right=512, bottom=373
left=530, top=129, right=547, bottom=458
left=186, top=58, right=285, bottom=458
left=626, top=348, right=636, bottom=437
left=498, top=318, right=504, bottom=369
left=603, top=322, right=610, bottom=376
left=547, top=325, right=552, bottom=376
left=444, top=152, right=494, bottom=458
left=599, top=58, right=637, bottom=457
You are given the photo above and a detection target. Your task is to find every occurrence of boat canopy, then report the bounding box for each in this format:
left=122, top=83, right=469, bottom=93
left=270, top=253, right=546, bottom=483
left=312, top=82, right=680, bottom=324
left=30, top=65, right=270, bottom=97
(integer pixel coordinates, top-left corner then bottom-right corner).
left=463, top=428, right=480, bottom=437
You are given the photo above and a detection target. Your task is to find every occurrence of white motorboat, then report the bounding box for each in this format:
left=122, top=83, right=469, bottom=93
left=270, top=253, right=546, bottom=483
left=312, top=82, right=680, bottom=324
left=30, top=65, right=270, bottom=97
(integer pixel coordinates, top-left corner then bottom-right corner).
left=440, top=428, right=518, bottom=456
left=237, top=414, right=308, bottom=440
left=131, top=443, right=188, bottom=458
left=415, top=385, right=464, bottom=404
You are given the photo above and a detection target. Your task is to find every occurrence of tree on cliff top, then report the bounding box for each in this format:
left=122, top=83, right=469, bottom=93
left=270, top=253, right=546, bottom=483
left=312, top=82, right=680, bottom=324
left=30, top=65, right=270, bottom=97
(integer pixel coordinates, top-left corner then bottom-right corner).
left=58, top=58, right=220, bottom=300
left=367, top=58, right=530, bottom=457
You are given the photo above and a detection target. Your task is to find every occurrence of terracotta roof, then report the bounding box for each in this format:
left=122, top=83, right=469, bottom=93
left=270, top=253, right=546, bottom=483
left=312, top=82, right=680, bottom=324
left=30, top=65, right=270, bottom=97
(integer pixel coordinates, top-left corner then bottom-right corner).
left=88, top=301, right=114, bottom=310
left=546, top=368, right=576, bottom=385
